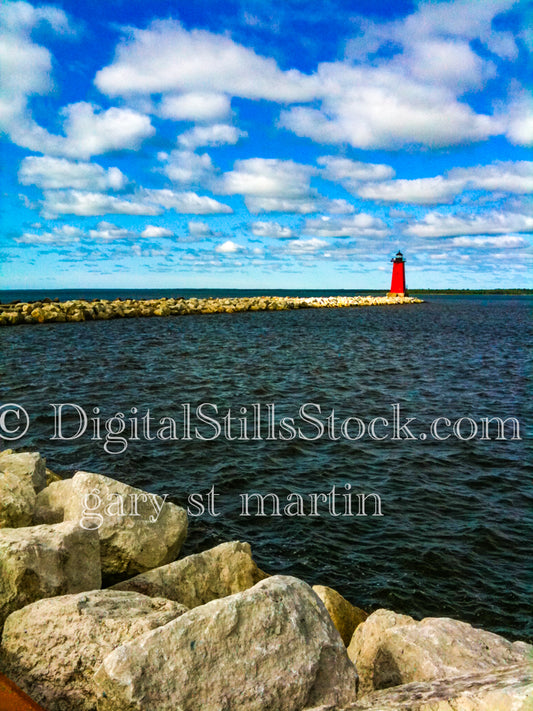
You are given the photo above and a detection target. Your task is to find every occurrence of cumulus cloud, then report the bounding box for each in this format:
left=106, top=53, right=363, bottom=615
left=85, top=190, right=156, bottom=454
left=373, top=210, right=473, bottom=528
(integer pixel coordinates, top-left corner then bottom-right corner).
left=159, top=150, right=215, bottom=185
left=351, top=161, right=533, bottom=205
left=178, top=123, right=247, bottom=150
left=42, top=190, right=161, bottom=217
left=219, top=158, right=316, bottom=198
left=280, top=64, right=499, bottom=149
left=0, top=5, right=154, bottom=158
left=215, top=239, right=243, bottom=253
left=142, top=189, right=233, bottom=214
left=216, top=157, right=352, bottom=213
left=88, top=222, right=134, bottom=241
left=159, top=92, right=231, bottom=122
left=0, top=2, right=68, bottom=149
left=449, top=161, right=533, bottom=193
left=141, top=225, right=173, bottom=238
left=450, top=235, right=529, bottom=248
left=245, top=196, right=353, bottom=215
left=301, top=213, right=389, bottom=238
left=251, top=221, right=294, bottom=239
left=16, top=224, right=81, bottom=245
left=504, top=92, right=533, bottom=147
left=357, top=176, right=464, bottom=205
left=405, top=211, right=533, bottom=238
left=284, top=237, right=329, bottom=254
left=318, top=156, right=395, bottom=187
left=188, top=221, right=214, bottom=238
left=95, top=20, right=318, bottom=102
left=18, top=156, right=127, bottom=190
left=56, top=102, right=155, bottom=159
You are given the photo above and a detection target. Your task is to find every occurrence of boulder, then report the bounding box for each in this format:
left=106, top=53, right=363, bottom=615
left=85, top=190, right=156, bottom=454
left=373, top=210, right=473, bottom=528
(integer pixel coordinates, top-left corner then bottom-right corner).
left=0, top=469, right=36, bottom=528
left=112, top=541, right=268, bottom=607
left=304, top=663, right=533, bottom=710
left=60, top=471, right=188, bottom=576
left=312, top=585, right=368, bottom=646
left=348, top=609, right=532, bottom=695
left=94, top=575, right=358, bottom=711
left=0, top=451, right=47, bottom=492
left=1, top=590, right=187, bottom=711
left=0, top=521, right=101, bottom=630
left=33, top=478, right=73, bottom=524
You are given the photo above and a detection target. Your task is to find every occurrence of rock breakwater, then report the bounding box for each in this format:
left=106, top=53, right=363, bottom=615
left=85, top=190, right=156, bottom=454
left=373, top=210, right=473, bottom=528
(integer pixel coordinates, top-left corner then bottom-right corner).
left=0, top=450, right=530, bottom=711
left=0, top=294, right=423, bottom=327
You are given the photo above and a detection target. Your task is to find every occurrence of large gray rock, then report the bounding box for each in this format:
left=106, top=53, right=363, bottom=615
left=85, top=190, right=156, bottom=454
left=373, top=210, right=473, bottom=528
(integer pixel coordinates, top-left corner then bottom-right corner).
left=348, top=609, right=532, bottom=695
left=0, top=469, right=36, bottom=528
left=304, top=663, right=533, bottom=710
left=0, top=450, right=47, bottom=492
left=0, top=521, right=101, bottom=630
left=112, top=541, right=268, bottom=607
left=94, top=575, right=358, bottom=711
left=33, top=478, right=73, bottom=524
left=1, top=590, right=188, bottom=711
left=59, top=471, right=188, bottom=576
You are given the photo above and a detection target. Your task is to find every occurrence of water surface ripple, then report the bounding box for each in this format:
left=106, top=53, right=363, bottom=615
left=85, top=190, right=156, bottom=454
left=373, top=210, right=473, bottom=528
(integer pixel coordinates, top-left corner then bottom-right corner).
left=1, top=295, right=531, bottom=641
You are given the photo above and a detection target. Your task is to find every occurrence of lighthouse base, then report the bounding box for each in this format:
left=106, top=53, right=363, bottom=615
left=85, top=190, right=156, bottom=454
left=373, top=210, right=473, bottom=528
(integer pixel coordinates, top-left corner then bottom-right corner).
left=387, top=291, right=408, bottom=297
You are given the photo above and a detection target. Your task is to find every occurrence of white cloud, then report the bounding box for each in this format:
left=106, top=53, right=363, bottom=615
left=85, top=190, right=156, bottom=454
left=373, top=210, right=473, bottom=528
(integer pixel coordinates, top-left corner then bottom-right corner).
left=57, top=102, right=155, bottom=159
left=245, top=196, right=353, bottom=215
left=505, top=92, right=533, bottom=147
left=217, top=157, right=350, bottom=214
left=159, top=92, right=231, bottom=122
left=318, top=156, right=395, bottom=187
left=0, top=4, right=154, bottom=159
left=450, top=235, right=529, bottom=248
left=280, top=64, right=499, bottom=149
left=178, top=123, right=247, bottom=150
left=159, top=150, right=215, bottom=185
left=251, top=221, right=293, bottom=239
left=0, top=3, right=65, bottom=149
left=347, top=0, right=518, bottom=62
left=2, top=1, right=73, bottom=35
left=347, top=161, right=533, bottom=205
left=141, top=225, right=173, bottom=238
left=19, top=156, right=127, bottom=190
left=16, top=224, right=81, bottom=245
left=42, top=191, right=162, bottom=217
left=95, top=20, right=318, bottom=102
left=357, top=176, right=464, bottom=205
left=397, top=39, right=494, bottom=91
left=215, top=239, right=243, bottom=253
left=302, top=213, right=389, bottom=238
left=405, top=211, right=533, bottom=238
left=219, top=158, right=316, bottom=198
left=188, top=221, right=213, bottom=237
left=88, top=222, right=134, bottom=241
left=450, top=161, right=533, bottom=194
left=142, top=189, right=233, bottom=214
left=285, top=237, right=329, bottom=254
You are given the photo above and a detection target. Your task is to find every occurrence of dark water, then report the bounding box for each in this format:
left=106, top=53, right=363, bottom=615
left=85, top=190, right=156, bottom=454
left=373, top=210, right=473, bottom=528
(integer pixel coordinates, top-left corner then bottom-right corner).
left=1, top=288, right=387, bottom=303
left=1, top=295, right=532, bottom=642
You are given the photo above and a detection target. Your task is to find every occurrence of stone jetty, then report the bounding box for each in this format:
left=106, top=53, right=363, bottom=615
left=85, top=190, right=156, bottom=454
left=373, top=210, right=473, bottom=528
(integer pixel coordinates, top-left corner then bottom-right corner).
left=0, top=449, right=531, bottom=711
left=0, top=294, right=423, bottom=327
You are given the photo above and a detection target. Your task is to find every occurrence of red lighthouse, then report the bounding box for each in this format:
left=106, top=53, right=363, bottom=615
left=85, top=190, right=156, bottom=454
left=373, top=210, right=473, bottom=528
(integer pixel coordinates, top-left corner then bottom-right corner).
left=388, top=250, right=407, bottom=296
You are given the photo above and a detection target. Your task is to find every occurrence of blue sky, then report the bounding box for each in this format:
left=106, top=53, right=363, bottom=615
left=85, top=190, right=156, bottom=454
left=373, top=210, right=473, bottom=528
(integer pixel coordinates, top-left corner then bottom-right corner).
left=1, top=0, right=532, bottom=290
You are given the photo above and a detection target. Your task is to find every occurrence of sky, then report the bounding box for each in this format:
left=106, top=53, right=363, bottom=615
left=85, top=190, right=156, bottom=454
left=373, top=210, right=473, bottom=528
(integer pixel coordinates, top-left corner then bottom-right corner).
left=0, top=0, right=532, bottom=290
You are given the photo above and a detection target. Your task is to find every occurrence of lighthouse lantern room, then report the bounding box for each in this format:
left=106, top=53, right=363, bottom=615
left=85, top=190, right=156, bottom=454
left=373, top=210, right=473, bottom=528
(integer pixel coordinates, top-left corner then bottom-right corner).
left=388, top=250, right=408, bottom=297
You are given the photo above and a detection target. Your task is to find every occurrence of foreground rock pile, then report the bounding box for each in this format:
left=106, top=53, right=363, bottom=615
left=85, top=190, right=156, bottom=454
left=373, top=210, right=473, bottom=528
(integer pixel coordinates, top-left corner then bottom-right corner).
left=0, top=294, right=422, bottom=326
left=0, top=450, right=531, bottom=710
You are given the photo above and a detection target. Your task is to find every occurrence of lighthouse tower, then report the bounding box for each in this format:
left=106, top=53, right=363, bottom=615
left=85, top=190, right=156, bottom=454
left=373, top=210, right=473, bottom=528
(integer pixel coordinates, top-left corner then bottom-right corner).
left=388, top=250, right=407, bottom=297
